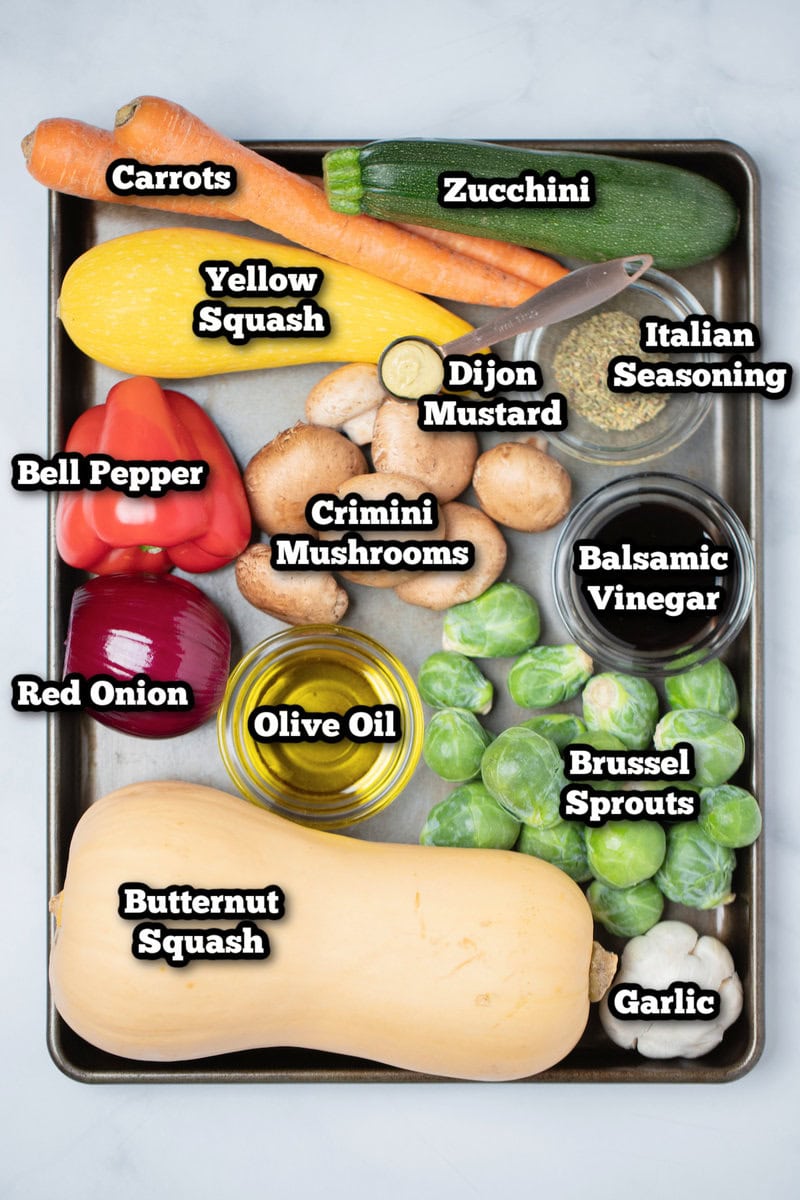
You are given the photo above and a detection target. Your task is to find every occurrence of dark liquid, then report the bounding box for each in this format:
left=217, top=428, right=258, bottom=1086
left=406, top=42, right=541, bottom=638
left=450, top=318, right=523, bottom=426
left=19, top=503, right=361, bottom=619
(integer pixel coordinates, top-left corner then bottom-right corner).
left=577, top=501, right=733, bottom=652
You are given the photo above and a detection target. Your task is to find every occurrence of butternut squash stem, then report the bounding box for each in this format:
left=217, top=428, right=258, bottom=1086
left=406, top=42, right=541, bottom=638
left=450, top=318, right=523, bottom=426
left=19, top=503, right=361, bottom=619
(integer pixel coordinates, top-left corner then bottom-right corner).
left=589, top=941, right=617, bottom=1002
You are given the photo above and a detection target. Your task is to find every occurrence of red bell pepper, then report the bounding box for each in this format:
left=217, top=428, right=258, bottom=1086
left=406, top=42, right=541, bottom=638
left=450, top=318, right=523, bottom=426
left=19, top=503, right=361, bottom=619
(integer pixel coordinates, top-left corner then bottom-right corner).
left=56, top=377, right=251, bottom=574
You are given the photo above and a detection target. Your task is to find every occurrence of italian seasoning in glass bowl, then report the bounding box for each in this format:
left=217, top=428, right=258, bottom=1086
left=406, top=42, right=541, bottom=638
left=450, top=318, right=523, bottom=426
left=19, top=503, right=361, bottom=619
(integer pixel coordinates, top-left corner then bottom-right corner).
left=514, top=268, right=713, bottom=465
left=552, top=311, right=668, bottom=432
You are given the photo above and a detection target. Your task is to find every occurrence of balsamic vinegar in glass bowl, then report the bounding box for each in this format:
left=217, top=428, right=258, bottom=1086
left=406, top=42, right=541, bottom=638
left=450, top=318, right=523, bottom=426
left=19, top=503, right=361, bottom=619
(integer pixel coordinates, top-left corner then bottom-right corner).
left=583, top=500, right=730, bottom=653
left=552, top=474, right=755, bottom=675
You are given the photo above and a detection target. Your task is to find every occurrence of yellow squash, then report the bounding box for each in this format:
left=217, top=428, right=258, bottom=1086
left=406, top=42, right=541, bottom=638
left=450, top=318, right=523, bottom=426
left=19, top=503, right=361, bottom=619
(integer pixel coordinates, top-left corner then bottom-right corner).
left=57, top=228, right=471, bottom=377
left=49, top=781, right=605, bottom=1081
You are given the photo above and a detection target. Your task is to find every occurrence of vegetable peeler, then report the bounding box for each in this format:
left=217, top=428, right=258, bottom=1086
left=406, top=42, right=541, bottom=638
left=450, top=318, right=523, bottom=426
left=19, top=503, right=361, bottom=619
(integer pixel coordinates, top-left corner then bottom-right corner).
left=378, top=254, right=654, bottom=400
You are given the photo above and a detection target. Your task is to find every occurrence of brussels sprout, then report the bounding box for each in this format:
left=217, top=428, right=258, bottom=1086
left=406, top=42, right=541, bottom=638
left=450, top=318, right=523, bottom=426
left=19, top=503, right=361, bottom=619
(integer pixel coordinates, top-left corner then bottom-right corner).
left=422, top=707, right=493, bottom=782
left=582, top=673, right=659, bottom=750
left=417, top=651, right=493, bottom=714
left=442, top=582, right=540, bottom=659
left=508, top=644, right=593, bottom=709
left=665, top=658, right=739, bottom=720
left=653, top=709, right=745, bottom=788
left=517, top=819, right=592, bottom=882
left=481, top=726, right=563, bottom=827
left=585, top=820, right=666, bottom=889
left=699, top=784, right=762, bottom=849
left=564, top=729, right=628, bottom=793
left=519, top=712, right=588, bottom=751
left=587, top=878, right=664, bottom=938
left=655, top=821, right=736, bottom=909
left=419, top=781, right=520, bottom=849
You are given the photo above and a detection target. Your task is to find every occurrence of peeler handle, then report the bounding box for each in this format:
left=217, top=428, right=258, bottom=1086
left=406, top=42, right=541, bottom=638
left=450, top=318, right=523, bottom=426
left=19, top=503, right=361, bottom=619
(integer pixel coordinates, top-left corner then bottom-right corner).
left=441, top=254, right=654, bottom=357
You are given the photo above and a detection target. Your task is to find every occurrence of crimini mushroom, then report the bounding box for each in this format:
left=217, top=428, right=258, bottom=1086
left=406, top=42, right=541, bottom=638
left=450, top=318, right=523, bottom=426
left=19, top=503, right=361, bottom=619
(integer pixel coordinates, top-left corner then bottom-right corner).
left=243, top=422, right=367, bottom=536
left=473, top=439, right=572, bottom=532
left=304, top=362, right=386, bottom=445
left=235, top=543, right=348, bottom=626
left=328, top=471, right=446, bottom=588
left=371, top=398, right=479, bottom=502
left=395, top=501, right=507, bottom=610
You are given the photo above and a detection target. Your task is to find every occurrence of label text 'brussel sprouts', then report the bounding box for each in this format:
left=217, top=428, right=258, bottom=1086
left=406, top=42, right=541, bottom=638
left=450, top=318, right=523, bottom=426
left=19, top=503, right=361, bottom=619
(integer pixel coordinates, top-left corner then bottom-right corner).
left=560, top=785, right=700, bottom=828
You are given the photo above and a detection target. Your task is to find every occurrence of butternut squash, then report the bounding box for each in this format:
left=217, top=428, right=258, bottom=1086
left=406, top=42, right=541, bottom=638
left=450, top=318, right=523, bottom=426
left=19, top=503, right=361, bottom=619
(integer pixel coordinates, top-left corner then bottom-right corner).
left=49, top=781, right=613, bottom=1081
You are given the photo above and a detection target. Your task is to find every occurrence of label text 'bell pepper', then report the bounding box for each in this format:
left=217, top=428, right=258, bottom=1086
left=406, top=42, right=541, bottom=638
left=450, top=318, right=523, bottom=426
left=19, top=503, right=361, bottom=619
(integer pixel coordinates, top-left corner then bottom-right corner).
left=13, top=452, right=208, bottom=495
left=53, top=376, right=251, bottom=574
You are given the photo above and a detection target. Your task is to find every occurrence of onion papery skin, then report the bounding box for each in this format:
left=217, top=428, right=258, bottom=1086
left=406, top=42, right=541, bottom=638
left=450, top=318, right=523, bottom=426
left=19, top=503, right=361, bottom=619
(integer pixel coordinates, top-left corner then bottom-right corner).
left=63, top=574, right=232, bottom=738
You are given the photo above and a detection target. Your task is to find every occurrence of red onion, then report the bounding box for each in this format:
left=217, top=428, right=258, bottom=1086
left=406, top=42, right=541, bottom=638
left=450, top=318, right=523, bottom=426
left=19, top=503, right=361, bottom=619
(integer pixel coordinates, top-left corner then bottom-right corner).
left=64, top=574, right=232, bottom=738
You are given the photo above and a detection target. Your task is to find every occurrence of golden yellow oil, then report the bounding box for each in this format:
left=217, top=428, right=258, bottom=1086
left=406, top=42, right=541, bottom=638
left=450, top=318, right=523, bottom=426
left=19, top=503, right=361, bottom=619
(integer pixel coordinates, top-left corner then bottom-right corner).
left=239, top=642, right=407, bottom=809
left=219, top=626, right=423, bottom=828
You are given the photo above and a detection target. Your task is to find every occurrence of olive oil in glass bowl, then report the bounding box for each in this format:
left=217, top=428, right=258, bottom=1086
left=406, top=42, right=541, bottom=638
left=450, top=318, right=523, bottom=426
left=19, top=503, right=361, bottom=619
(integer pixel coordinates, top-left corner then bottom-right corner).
left=217, top=625, right=423, bottom=828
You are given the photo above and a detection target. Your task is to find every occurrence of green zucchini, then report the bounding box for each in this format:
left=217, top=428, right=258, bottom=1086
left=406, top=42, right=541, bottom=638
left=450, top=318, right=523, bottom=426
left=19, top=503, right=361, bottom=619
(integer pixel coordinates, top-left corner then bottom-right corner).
left=323, top=140, right=738, bottom=269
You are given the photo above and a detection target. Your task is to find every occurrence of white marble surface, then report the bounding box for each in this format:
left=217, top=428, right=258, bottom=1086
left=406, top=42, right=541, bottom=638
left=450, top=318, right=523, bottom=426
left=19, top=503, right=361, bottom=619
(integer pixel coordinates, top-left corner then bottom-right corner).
left=1, top=1, right=798, bottom=1195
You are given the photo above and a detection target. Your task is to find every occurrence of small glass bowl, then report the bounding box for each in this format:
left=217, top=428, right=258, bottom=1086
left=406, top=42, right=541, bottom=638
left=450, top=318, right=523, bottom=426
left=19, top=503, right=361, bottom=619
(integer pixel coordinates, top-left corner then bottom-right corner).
left=514, top=268, right=712, bottom=465
left=217, top=624, right=423, bottom=829
left=552, top=473, right=755, bottom=676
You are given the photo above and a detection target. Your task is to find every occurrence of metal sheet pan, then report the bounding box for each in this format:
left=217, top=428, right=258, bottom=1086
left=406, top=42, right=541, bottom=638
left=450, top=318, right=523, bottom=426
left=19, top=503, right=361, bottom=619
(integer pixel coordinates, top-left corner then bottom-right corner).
left=46, top=139, right=763, bottom=1082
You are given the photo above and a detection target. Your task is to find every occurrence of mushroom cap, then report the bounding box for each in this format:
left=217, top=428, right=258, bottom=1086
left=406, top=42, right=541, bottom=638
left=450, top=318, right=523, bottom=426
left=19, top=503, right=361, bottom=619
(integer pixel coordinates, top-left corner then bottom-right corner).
left=473, top=441, right=571, bottom=532
left=305, top=363, right=386, bottom=444
left=244, top=422, right=367, bottom=536
left=395, top=501, right=507, bottom=610
left=328, top=471, right=446, bottom=588
left=235, top=543, right=349, bottom=625
left=372, top=398, right=479, bottom=502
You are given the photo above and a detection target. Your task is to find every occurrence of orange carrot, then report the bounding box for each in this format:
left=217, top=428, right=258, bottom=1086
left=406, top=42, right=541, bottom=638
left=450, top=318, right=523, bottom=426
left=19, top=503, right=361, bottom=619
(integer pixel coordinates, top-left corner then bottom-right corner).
left=397, top=222, right=568, bottom=289
left=113, top=96, right=534, bottom=308
left=301, top=174, right=567, bottom=290
left=22, top=117, right=241, bottom=220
